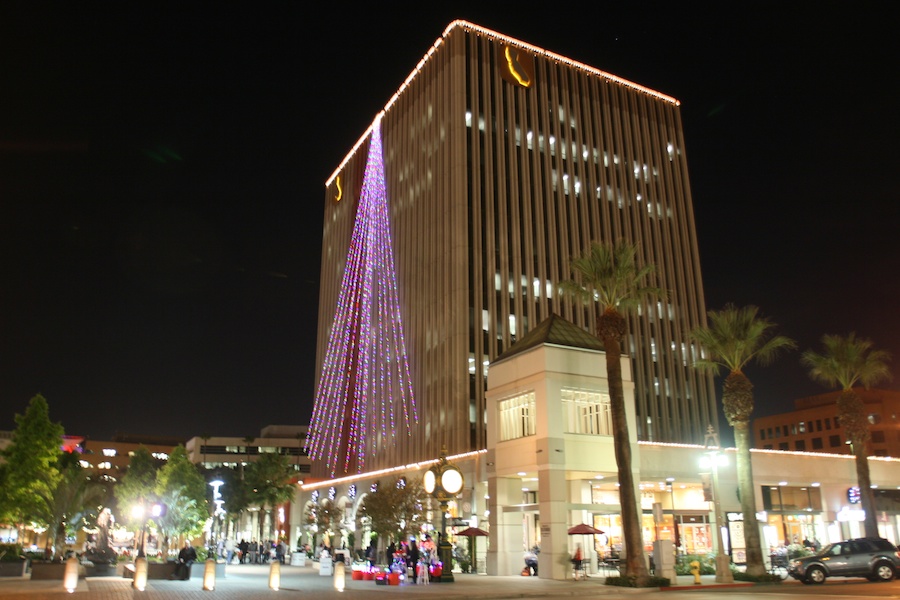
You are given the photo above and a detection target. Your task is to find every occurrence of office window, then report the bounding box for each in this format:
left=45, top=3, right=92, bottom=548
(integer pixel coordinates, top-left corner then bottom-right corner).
left=759, top=429, right=766, bottom=440
left=871, top=430, right=886, bottom=443
left=561, top=388, right=612, bottom=435
left=782, top=425, right=789, bottom=437
left=792, top=424, right=799, bottom=435
left=815, top=419, right=822, bottom=432
left=795, top=440, right=806, bottom=451
left=798, top=422, right=806, bottom=434
left=829, top=434, right=841, bottom=447
left=779, top=442, right=789, bottom=450
left=812, top=437, right=823, bottom=450
left=825, top=418, right=832, bottom=430
left=499, top=391, right=536, bottom=441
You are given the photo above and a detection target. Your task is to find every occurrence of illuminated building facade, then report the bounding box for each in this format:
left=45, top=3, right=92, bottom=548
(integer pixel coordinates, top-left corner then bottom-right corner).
left=311, top=20, right=717, bottom=477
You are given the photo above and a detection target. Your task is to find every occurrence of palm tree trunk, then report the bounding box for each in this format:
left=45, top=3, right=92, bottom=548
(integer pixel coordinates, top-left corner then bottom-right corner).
left=854, top=448, right=878, bottom=536
left=603, top=331, right=649, bottom=583
left=733, top=421, right=766, bottom=576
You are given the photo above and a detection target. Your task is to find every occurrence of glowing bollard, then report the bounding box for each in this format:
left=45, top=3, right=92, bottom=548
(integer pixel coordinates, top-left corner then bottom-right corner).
left=133, top=557, right=148, bottom=591
left=334, top=560, right=345, bottom=592
left=203, top=558, right=217, bottom=591
left=269, top=559, right=281, bottom=591
left=63, top=555, right=79, bottom=593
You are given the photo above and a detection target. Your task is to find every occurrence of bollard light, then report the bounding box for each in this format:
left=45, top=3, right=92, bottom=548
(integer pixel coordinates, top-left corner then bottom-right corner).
left=133, top=556, right=148, bottom=591
left=269, top=559, right=281, bottom=590
left=203, top=558, right=216, bottom=591
left=64, top=555, right=79, bottom=593
left=334, top=559, right=345, bottom=592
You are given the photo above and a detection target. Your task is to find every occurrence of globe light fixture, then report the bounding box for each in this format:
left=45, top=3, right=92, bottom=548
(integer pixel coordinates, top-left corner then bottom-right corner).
left=425, top=447, right=464, bottom=583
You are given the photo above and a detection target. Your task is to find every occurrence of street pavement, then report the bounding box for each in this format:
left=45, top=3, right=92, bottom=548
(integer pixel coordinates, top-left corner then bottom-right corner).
left=0, top=562, right=755, bottom=600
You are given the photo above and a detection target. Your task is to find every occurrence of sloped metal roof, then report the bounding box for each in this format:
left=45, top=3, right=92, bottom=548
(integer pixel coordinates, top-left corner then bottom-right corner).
left=495, top=313, right=604, bottom=363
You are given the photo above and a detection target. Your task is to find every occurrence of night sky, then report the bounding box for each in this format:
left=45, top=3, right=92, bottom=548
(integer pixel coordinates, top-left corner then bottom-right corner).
left=1, top=2, right=898, bottom=443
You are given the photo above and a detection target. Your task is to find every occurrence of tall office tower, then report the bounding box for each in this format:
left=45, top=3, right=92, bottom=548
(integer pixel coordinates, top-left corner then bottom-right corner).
left=310, top=20, right=717, bottom=477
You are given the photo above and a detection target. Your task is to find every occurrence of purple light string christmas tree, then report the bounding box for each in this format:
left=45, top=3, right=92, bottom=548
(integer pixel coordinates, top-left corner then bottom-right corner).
left=307, top=119, right=417, bottom=476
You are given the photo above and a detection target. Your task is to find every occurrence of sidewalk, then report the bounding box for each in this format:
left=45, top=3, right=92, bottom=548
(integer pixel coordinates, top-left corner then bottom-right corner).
left=0, top=563, right=756, bottom=600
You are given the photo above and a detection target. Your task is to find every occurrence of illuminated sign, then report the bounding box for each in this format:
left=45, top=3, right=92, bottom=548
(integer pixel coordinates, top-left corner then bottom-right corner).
left=847, top=487, right=861, bottom=504
left=500, top=46, right=534, bottom=88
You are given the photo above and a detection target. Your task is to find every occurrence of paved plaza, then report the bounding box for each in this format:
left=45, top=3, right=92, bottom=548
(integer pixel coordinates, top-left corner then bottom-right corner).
left=0, top=562, right=751, bottom=600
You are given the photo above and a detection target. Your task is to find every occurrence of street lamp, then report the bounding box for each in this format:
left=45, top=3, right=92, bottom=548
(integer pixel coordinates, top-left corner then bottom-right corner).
left=132, top=501, right=166, bottom=559
left=209, top=479, right=225, bottom=555
left=700, top=426, right=733, bottom=584
left=666, top=477, right=680, bottom=558
left=423, top=446, right=464, bottom=583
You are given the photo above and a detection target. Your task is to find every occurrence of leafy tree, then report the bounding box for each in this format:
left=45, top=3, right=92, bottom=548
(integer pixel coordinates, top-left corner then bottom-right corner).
left=41, top=451, right=109, bottom=560
left=0, top=394, right=65, bottom=546
left=558, top=241, right=663, bottom=584
left=359, top=477, right=426, bottom=545
left=304, top=498, right=345, bottom=547
left=114, top=445, right=162, bottom=554
left=691, top=304, right=795, bottom=577
left=154, top=445, right=208, bottom=557
left=801, top=333, right=892, bottom=537
left=245, top=452, right=295, bottom=542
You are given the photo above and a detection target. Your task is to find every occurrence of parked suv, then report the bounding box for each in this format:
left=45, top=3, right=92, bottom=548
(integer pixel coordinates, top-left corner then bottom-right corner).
left=788, top=537, right=900, bottom=584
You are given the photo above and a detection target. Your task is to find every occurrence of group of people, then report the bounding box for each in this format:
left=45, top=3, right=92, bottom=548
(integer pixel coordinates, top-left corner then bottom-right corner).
left=367, top=535, right=439, bottom=584
left=216, top=538, right=288, bottom=564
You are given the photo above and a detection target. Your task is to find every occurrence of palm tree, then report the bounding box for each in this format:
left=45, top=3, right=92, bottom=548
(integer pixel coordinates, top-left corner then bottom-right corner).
left=801, top=333, right=892, bottom=537
left=559, top=241, right=664, bottom=584
left=690, top=304, right=795, bottom=577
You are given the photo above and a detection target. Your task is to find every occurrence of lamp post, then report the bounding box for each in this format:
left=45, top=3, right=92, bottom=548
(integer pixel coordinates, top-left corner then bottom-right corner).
left=666, top=477, right=680, bottom=560
left=209, top=479, right=225, bottom=556
left=700, top=427, right=733, bottom=584
left=423, top=446, right=464, bottom=583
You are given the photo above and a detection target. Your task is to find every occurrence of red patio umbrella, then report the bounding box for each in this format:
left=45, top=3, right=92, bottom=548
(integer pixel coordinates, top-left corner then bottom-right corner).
left=457, top=527, right=489, bottom=573
left=567, top=523, right=604, bottom=535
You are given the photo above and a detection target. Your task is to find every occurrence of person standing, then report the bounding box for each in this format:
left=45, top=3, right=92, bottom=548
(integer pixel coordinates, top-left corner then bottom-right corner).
left=408, top=540, right=420, bottom=583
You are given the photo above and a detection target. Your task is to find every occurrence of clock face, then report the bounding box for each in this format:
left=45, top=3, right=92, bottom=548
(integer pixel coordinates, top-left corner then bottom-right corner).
left=442, top=468, right=464, bottom=495
left=423, top=470, right=436, bottom=494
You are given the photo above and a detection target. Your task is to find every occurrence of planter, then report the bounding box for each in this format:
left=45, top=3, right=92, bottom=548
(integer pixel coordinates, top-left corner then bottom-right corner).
left=0, top=561, right=27, bottom=577
left=363, top=571, right=375, bottom=580
left=122, top=561, right=178, bottom=580
left=191, top=560, right=226, bottom=580
left=387, top=572, right=401, bottom=585
left=83, top=562, right=116, bottom=577
left=351, top=569, right=364, bottom=580
left=30, top=561, right=71, bottom=580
